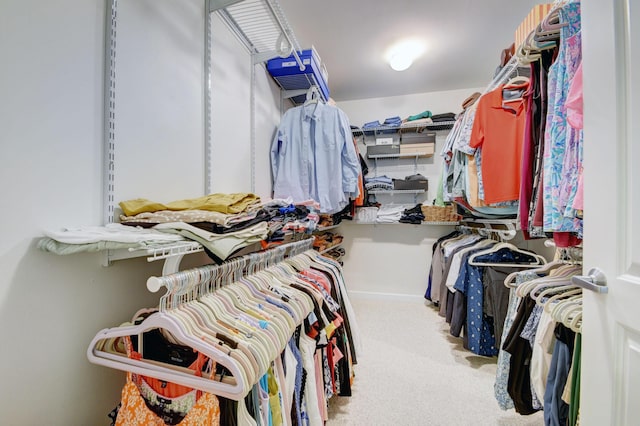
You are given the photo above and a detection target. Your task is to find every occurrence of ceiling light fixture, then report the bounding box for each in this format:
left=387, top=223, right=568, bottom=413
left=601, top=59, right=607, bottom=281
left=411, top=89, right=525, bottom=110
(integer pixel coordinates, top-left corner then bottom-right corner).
left=386, top=39, right=426, bottom=72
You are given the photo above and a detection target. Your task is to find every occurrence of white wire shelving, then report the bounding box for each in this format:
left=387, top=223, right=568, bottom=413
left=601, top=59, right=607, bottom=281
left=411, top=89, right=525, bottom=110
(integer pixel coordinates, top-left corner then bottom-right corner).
left=368, top=189, right=426, bottom=195
left=103, top=241, right=205, bottom=275
left=353, top=121, right=457, bottom=137
left=315, top=224, right=341, bottom=232
left=213, top=0, right=305, bottom=67
left=349, top=221, right=459, bottom=226
left=318, top=243, right=343, bottom=255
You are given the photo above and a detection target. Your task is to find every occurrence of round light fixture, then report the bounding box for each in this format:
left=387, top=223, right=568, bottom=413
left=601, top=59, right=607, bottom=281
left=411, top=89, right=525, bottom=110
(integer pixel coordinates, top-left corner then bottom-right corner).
left=389, top=53, right=414, bottom=71
left=386, top=39, right=426, bottom=72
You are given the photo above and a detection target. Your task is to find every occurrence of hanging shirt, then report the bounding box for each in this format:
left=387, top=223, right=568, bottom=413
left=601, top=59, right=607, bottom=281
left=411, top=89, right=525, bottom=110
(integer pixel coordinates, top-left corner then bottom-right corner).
left=469, top=83, right=528, bottom=204
left=542, top=2, right=583, bottom=236
left=271, top=103, right=361, bottom=214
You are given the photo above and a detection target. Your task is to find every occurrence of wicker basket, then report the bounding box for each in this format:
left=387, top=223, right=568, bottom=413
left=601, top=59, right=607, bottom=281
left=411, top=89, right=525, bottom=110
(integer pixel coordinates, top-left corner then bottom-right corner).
left=421, top=204, right=462, bottom=223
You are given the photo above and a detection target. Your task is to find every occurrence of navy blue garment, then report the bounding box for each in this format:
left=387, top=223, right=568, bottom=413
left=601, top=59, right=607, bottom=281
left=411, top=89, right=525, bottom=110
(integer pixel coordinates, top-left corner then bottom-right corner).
left=383, top=116, right=402, bottom=126
left=453, top=252, right=496, bottom=356
left=456, top=246, right=540, bottom=357
left=544, top=324, right=575, bottom=426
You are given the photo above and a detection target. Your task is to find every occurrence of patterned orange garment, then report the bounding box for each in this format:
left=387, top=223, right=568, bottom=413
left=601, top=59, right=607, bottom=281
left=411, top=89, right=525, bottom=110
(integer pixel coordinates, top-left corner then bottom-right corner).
left=115, top=374, right=220, bottom=426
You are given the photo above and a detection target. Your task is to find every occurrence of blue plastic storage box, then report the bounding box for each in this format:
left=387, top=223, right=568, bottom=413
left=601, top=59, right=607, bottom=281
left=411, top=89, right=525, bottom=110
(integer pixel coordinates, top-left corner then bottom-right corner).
left=267, top=48, right=330, bottom=104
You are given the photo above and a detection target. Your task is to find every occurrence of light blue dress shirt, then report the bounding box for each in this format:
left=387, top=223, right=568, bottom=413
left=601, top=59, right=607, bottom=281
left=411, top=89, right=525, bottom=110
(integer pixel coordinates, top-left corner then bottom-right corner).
left=271, top=102, right=361, bottom=214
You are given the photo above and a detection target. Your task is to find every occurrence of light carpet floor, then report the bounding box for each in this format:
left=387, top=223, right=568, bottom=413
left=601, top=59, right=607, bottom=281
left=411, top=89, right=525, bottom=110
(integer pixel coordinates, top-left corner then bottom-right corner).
left=326, top=297, right=544, bottom=426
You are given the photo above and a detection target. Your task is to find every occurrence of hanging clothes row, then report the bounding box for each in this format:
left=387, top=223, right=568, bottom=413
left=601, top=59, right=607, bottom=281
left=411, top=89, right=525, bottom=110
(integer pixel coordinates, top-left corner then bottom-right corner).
left=425, top=230, right=546, bottom=357
left=89, top=239, right=361, bottom=425
left=495, top=250, right=583, bottom=426
left=438, top=0, right=583, bottom=249
left=270, top=96, right=363, bottom=214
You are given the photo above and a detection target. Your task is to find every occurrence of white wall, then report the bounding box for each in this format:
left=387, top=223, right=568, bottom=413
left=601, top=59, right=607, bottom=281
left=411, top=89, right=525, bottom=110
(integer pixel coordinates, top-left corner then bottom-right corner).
left=209, top=12, right=252, bottom=193
left=0, top=0, right=279, bottom=423
left=208, top=14, right=282, bottom=197
left=253, top=63, right=285, bottom=198
left=340, top=223, right=457, bottom=299
left=113, top=0, right=206, bottom=205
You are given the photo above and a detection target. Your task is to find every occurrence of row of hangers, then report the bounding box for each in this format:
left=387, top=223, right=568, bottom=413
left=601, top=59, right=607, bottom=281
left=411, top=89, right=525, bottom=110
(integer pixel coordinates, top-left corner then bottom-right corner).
left=488, top=0, right=575, bottom=96
left=504, top=245, right=584, bottom=333
left=517, top=0, right=573, bottom=64
left=88, top=240, right=330, bottom=401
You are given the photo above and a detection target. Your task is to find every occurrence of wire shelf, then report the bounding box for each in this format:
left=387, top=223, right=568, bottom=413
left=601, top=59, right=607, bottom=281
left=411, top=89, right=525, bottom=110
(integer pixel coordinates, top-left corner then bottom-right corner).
left=318, top=243, right=343, bottom=255
left=315, top=224, right=341, bottom=232
left=368, top=189, right=426, bottom=194
left=145, top=241, right=205, bottom=262
left=367, top=152, right=432, bottom=159
left=106, top=241, right=204, bottom=264
left=216, top=0, right=304, bottom=67
left=354, top=121, right=456, bottom=136
left=349, top=221, right=458, bottom=226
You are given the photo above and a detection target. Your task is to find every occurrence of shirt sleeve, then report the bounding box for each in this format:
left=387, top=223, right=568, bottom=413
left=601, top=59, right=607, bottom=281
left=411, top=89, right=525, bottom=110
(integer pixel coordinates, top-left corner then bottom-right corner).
left=270, top=126, right=286, bottom=185
left=337, top=109, right=361, bottom=194
left=468, top=96, right=486, bottom=149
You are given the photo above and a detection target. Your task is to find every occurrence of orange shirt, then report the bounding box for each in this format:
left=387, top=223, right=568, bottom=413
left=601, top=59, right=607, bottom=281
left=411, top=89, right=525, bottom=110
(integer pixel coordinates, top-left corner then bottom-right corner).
left=469, top=84, right=528, bottom=204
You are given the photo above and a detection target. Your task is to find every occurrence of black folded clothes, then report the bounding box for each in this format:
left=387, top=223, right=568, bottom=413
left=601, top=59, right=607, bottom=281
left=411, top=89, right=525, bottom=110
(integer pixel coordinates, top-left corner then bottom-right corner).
left=430, top=112, right=457, bottom=122
left=400, top=204, right=425, bottom=224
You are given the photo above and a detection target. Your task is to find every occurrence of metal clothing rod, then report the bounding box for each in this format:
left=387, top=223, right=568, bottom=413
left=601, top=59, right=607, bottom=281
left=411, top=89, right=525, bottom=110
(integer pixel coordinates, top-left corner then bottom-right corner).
left=457, top=218, right=519, bottom=241
left=146, top=238, right=314, bottom=293
left=457, top=224, right=517, bottom=241
left=484, top=55, right=519, bottom=94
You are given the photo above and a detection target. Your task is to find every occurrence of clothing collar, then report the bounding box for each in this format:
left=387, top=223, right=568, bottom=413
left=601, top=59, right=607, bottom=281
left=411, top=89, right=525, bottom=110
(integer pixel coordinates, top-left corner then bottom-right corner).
left=489, top=84, right=527, bottom=115
left=302, top=102, right=323, bottom=120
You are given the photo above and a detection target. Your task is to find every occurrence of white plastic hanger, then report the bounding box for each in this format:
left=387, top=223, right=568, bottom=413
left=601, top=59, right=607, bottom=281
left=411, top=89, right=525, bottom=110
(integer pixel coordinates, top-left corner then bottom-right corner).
left=467, top=242, right=547, bottom=268
left=515, top=264, right=581, bottom=298
left=503, top=260, right=565, bottom=288
left=87, top=310, right=249, bottom=400
left=304, top=86, right=321, bottom=105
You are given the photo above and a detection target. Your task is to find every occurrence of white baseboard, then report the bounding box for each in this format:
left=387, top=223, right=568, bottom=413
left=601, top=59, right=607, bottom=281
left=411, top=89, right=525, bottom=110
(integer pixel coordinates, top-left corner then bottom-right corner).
left=347, top=290, right=426, bottom=302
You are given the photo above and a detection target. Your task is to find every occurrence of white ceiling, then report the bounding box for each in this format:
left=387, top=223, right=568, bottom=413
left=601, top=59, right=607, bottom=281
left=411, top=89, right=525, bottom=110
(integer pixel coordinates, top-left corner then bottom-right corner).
left=277, top=0, right=541, bottom=101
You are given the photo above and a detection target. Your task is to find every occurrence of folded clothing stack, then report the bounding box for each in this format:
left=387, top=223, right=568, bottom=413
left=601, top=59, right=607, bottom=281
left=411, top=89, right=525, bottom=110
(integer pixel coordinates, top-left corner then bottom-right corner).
left=362, top=116, right=403, bottom=135
left=382, top=116, right=402, bottom=127
left=406, top=110, right=432, bottom=122
left=375, top=204, right=405, bottom=223
left=430, top=112, right=457, bottom=123
left=392, top=174, right=429, bottom=191
left=399, top=204, right=426, bottom=224
left=365, top=176, right=394, bottom=191
left=362, top=120, right=381, bottom=129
